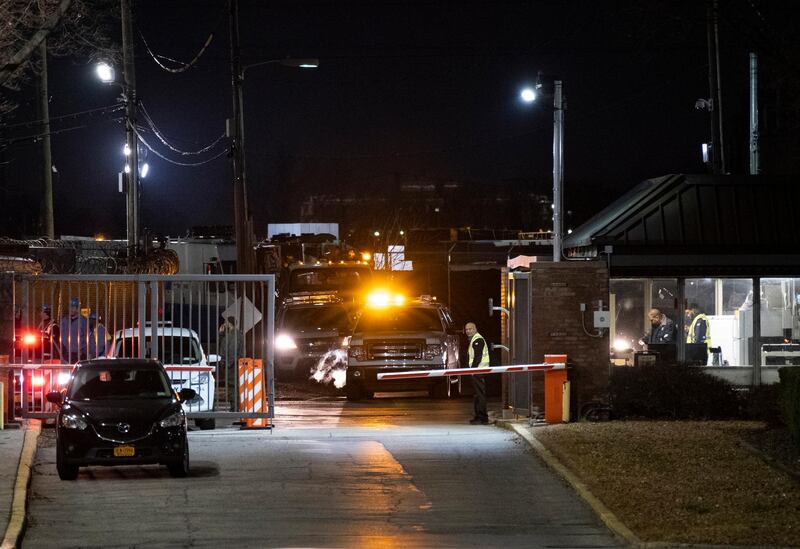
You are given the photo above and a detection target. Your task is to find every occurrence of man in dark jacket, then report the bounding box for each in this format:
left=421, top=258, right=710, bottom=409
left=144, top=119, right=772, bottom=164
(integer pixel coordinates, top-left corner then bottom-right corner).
left=644, top=308, right=677, bottom=344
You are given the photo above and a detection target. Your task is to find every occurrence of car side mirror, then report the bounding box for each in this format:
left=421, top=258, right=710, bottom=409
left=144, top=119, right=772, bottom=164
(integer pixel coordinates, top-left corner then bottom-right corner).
left=178, top=388, right=197, bottom=402
left=207, top=354, right=221, bottom=365
left=46, top=391, right=64, bottom=405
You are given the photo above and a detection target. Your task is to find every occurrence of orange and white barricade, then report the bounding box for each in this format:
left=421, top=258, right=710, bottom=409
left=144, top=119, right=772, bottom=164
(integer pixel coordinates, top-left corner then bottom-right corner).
left=238, top=358, right=268, bottom=428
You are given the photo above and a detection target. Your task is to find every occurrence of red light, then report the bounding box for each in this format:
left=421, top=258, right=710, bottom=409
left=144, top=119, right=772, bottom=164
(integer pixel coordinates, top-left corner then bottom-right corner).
left=22, top=333, right=39, bottom=346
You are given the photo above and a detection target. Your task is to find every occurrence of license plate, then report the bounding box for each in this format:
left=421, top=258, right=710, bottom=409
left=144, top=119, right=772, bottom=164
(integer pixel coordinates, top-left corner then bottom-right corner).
left=113, top=445, right=135, bottom=457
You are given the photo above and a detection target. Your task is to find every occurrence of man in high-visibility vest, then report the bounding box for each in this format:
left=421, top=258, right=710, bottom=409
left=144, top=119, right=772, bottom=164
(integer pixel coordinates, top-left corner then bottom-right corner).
left=465, top=322, right=490, bottom=425
left=685, top=303, right=711, bottom=364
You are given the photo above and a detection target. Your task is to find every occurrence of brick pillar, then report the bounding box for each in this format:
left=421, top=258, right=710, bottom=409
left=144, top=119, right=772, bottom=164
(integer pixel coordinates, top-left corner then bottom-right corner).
left=530, top=262, right=609, bottom=418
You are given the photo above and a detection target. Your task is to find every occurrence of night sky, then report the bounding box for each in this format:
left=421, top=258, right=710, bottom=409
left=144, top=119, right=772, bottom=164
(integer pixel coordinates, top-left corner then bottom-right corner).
left=2, top=0, right=798, bottom=239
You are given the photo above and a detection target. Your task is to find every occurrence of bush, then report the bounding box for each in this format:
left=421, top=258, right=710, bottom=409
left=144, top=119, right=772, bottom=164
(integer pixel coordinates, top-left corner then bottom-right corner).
left=779, top=367, right=800, bottom=446
left=610, top=363, right=740, bottom=420
left=741, top=383, right=785, bottom=425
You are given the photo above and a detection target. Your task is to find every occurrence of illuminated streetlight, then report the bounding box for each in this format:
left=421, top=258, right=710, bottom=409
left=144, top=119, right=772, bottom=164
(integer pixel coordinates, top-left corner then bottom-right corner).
left=123, top=143, right=131, bottom=156
left=124, top=164, right=130, bottom=174
left=520, top=87, right=536, bottom=103
left=95, top=62, right=115, bottom=83
left=373, top=231, right=380, bottom=237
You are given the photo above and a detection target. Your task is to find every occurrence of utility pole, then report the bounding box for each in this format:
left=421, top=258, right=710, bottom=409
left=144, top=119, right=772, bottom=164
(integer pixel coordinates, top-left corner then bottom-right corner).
left=38, top=39, right=54, bottom=239
left=121, top=0, right=139, bottom=256
left=229, top=0, right=250, bottom=273
left=552, top=80, right=564, bottom=262
left=706, top=0, right=726, bottom=175
left=749, top=52, right=760, bottom=175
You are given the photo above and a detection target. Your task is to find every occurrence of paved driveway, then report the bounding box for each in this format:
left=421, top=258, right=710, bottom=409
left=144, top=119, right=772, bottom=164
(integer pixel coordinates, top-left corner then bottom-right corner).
left=24, top=398, right=621, bottom=548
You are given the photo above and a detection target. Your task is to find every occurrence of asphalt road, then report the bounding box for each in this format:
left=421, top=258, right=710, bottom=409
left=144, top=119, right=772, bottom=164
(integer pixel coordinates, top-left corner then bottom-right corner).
left=24, top=395, right=621, bottom=548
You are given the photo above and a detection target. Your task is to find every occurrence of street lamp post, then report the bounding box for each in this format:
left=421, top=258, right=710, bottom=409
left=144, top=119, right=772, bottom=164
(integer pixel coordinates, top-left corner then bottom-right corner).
left=520, top=78, right=565, bottom=262
left=228, top=4, right=317, bottom=273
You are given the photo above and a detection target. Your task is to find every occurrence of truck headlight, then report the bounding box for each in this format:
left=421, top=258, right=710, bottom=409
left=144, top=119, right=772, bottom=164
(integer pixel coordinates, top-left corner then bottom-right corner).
left=348, top=345, right=366, bottom=360
left=159, top=409, right=185, bottom=428
left=61, top=413, right=88, bottom=430
left=423, top=344, right=443, bottom=360
left=275, top=334, right=297, bottom=352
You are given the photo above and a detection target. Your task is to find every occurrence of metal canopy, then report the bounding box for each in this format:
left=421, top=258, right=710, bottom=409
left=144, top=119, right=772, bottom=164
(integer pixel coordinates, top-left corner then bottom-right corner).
left=564, top=174, right=800, bottom=276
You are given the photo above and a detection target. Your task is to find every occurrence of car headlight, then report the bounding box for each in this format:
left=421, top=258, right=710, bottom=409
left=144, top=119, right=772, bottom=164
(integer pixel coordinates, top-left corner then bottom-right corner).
left=275, top=333, right=297, bottom=352
left=348, top=345, right=366, bottom=360
left=159, top=409, right=185, bottom=428
left=423, top=343, right=443, bottom=360
left=61, top=413, right=88, bottom=430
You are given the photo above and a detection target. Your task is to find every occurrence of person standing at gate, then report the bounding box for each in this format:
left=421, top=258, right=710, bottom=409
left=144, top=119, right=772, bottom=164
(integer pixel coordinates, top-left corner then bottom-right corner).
left=464, top=322, right=490, bottom=425
left=38, top=305, right=60, bottom=360
left=60, top=297, right=89, bottom=363
left=88, top=312, right=109, bottom=359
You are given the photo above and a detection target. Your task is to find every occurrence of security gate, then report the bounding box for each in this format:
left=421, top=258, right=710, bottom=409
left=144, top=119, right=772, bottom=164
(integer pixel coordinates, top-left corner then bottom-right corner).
left=507, top=272, right=532, bottom=415
left=6, top=274, right=274, bottom=426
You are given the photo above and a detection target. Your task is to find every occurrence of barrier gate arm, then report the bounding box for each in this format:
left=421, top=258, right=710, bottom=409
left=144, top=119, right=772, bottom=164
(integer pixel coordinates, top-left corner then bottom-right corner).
left=376, top=362, right=565, bottom=381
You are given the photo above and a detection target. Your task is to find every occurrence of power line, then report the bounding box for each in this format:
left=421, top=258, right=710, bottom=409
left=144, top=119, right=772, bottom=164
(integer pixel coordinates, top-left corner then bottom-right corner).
left=138, top=101, right=226, bottom=155
left=134, top=128, right=229, bottom=167
left=0, top=103, right=123, bottom=131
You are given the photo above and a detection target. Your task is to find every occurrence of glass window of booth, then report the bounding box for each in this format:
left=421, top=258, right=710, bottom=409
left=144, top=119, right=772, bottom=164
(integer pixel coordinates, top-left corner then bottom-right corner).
left=759, top=278, right=800, bottom=367
left=685, top=278, right=752, bottom=367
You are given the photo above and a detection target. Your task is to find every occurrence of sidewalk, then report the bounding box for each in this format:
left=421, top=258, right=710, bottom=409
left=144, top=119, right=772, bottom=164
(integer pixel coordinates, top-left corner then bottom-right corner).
left=0, top=421, right=40, bottom=549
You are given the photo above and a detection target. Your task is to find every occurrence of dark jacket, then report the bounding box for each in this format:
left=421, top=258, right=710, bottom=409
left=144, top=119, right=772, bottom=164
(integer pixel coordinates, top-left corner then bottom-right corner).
left=646, top=317, right=676, bottom=344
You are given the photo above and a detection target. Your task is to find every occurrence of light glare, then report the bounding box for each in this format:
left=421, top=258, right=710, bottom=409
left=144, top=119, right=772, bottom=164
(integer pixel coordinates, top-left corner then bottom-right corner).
left=141, top=163, right=149, bottom=178
left=96, top=62, right=115, bottom=83
left=520, top=87, right=536, bottom=103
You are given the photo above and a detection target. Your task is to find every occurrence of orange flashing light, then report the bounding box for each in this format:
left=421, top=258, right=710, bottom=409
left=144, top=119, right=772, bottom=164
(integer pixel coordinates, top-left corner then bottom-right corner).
left=21, top=333, right=39, bottom=346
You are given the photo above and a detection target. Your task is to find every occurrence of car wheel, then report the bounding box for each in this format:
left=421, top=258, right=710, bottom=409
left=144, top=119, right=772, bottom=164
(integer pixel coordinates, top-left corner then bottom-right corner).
left=449, top=377, right=461, bottom=398
left=345, top=383, right=363, bottom=401
left=429, top=378, right=449, bottom=399
left=167, top=444, right=190, bottom=478
left=194, top=418, right=216, bottom=430
left=56, top=440, right=79, bottom=481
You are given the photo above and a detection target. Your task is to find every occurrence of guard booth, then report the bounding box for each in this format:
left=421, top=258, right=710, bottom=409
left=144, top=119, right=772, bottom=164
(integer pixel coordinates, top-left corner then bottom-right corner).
left=505, top=271, right=533, bottom=416
left=3, top=274, right=275, bottom=427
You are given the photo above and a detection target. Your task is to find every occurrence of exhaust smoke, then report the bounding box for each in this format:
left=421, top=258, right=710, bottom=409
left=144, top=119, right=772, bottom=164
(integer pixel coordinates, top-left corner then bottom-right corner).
left=309, top=349, right=348, bottom=388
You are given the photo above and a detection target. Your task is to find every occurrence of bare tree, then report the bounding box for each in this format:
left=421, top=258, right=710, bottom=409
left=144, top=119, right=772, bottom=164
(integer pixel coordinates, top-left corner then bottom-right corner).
left=0, top=0, right=118, bottom=119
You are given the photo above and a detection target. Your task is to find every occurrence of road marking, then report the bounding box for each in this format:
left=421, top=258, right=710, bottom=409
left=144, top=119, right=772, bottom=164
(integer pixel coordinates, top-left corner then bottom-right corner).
left=1, top=420, right=40, bottom=549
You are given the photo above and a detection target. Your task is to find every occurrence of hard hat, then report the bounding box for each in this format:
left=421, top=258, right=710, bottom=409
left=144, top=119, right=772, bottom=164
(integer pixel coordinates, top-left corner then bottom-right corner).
left=70, top=297, right=80, bottom=307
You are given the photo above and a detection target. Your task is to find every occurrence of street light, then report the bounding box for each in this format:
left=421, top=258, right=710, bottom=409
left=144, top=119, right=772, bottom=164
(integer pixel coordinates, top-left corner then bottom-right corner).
left=520, top=77, right=564, bottom=262
left=229, top=51, right=319, bottom=272
left=96, top=62, right=115, bottom=83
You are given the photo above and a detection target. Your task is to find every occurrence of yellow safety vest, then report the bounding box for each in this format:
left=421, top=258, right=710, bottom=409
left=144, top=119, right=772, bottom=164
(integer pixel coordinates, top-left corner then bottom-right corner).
left=687, top=314, right=712, bottom=348
left=468, top=332, right=490, bottom=367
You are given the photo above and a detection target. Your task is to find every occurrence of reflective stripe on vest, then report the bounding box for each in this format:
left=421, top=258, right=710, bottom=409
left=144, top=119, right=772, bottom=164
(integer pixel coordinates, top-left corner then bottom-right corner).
left=468, top=332, right=490, bottom=367
left=687, top=314, right=712, bottom=348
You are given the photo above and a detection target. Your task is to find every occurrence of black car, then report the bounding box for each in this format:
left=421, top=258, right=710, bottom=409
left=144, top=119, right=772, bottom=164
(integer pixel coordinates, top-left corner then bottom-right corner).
left=46, top=359, right=195, bottom=480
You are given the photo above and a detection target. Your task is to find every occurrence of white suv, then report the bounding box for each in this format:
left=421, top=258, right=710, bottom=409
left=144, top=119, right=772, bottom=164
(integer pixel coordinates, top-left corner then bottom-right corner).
left=111, top=323, right=218, bottom=429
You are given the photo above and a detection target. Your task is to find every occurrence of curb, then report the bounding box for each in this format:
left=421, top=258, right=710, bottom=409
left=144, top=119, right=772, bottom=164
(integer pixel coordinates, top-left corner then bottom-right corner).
left=1, top=420, right=41, bottom=549
left=495, top=420, right=643, bottom=547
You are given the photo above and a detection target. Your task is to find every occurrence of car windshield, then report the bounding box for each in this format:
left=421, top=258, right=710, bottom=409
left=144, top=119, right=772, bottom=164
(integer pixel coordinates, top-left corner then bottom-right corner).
left=282, top=307, right=350, bottom=333
left=114, top=336, right=202, bottom=365
left=69, top=367, right=172, bottom=400
left=355, top=307, right=443, bottom=332
left=288, top=267, right=371, bottom=293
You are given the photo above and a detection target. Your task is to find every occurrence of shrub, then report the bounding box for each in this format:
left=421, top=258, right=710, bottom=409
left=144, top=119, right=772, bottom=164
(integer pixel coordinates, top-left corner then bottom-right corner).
left=779, top=367, right=800, bottom=446
left=741, top=383, right=785, bottom=426
left=610, top=363, right=740, bottom=420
